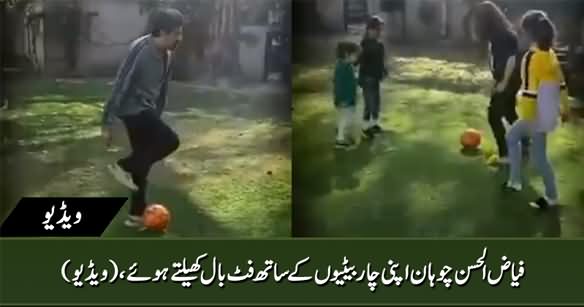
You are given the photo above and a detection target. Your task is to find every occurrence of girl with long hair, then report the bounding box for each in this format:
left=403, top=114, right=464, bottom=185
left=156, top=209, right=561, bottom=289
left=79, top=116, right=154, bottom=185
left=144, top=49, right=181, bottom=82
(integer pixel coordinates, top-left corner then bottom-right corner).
left=473, top=1, right=526, bottom=164
left=504, top=10, right=571, bottom=209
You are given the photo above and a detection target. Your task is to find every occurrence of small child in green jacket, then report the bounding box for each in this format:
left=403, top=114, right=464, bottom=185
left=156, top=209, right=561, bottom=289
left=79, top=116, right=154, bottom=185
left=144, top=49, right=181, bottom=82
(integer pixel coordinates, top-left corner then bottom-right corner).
left=333, top=41, right=360, bottom=149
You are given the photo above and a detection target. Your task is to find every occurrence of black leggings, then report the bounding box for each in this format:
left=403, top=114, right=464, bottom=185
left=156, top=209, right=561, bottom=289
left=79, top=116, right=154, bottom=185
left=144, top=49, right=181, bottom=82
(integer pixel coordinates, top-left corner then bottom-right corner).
left=487, top=91, right=530, bottom=157
left=118, top=110, right=180, bottom=216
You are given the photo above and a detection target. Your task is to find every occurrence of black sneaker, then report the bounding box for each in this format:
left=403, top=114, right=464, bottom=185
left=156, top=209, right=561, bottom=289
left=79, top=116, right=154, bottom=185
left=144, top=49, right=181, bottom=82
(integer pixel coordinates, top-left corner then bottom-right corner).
left=371, top=125, right=383, bottom=134
left=501, top=182, right=521, bottom=193
left=362, top=128, right=375, bottom=139
left=529, top=197, right=552, bottom=210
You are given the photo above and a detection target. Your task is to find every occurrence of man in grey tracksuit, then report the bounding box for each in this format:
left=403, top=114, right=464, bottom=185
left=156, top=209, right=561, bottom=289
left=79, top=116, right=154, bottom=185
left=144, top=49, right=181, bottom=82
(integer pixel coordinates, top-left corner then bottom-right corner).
left=102, top=8, right=184, bottom=228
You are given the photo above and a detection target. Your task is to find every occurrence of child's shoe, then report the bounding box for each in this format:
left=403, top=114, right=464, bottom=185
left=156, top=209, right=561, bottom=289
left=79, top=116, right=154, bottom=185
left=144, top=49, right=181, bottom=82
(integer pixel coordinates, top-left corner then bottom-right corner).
left=335, top=140, right=351, bottom=149
left=361, top=128, right=375, bottom=139
left=528, top=197, right=557, bottom=210
left=124, top=215, right=145, bottom=230
left=502, top=181, right=522, bottom=193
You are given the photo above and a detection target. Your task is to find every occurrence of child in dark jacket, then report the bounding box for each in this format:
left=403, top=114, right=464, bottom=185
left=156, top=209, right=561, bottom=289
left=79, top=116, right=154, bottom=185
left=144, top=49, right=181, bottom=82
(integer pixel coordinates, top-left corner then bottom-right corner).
left=359, top=15, right=387, bottom=138
left=333, top=42, right=360, bottom=149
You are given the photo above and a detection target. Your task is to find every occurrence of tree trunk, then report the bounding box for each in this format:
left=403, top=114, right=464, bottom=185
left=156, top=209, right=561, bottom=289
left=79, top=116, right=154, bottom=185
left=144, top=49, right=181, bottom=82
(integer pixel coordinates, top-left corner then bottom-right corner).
left=208, top=0, right=241, bottom=80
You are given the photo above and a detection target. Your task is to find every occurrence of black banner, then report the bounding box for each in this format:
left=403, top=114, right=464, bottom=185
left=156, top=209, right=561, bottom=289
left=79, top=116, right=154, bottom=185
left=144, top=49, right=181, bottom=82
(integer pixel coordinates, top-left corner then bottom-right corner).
left=0, top=197, right=127, bottom=237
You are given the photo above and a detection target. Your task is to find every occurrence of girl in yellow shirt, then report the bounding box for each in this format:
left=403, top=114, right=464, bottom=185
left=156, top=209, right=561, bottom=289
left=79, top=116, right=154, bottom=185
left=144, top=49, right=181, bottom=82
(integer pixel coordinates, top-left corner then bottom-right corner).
left=504, top=10, right=570, bottom=209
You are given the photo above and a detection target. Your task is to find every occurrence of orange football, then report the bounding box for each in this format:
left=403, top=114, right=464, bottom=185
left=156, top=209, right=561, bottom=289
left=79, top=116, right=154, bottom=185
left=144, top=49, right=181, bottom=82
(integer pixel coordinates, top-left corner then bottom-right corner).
left=460, top=128, right=482, bottom=149
left=143, top=204, right=170, bottom=232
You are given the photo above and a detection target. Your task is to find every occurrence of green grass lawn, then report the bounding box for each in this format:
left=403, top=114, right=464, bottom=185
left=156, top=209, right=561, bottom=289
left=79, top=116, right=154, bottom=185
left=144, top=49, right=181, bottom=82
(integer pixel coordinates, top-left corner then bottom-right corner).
left=1, top=78, right=291, bottom=237
left=292, top=55, right=584, bottom=237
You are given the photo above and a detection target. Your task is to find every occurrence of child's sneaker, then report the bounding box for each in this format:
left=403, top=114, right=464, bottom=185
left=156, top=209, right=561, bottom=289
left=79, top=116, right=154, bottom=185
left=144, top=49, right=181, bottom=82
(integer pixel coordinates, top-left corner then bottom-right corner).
left=371, top=124, right=383, bottom=134
left=335, top=140, right=351, bottom=149
left=362, top=128, right=375, bottom=139
left=107, top=163, right=139, bottom=191
left=502, top=181, right=522, bottom=192
left=499, top=156, right=510, bottom=165
left=529, top=197, right=557, bottom=210
left=124, top=215, right=145, bottom=230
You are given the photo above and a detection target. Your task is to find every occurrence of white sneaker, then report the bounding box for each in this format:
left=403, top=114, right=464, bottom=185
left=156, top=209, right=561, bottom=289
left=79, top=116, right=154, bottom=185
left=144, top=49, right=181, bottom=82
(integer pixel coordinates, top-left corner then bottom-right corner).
left=124, top=215, right=145, bottom=230
left=107, top=163, right=139, bottom=191
left=504, top=181, right=522, bottom=192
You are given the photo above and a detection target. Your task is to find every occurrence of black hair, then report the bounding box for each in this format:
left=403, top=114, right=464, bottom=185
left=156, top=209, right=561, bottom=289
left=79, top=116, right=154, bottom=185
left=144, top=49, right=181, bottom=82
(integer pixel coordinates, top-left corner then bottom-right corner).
left=149, top=8, right=185, bottom=37
left=336, top=41, right=360, bottom=59
left=521, top=10, right=556, bottom=51
left=473, top=1, right=516, bottom=42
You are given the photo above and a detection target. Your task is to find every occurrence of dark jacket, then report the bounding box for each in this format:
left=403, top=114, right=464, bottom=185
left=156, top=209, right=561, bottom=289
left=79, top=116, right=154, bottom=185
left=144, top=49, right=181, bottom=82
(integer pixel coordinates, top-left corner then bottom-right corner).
left=489, top=31, right=521, bottom=94
left=358, top=38, right=386, bottom=83
left=102, top=35, right=172, bottom=126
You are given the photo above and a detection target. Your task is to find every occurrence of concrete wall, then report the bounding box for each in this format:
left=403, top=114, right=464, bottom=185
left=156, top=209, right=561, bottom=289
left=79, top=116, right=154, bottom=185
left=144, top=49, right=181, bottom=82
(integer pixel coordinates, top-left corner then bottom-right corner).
left=495, top=0, right=584, bottom=45
left=349, top=0, right=471, bottom=43
left=366, top=0, right=379, bottom=16
left=403, top=0, right=435, bottom=41
left=78, top=0, right=148, bottom=75
left=403, top=0, right=470, bottom=43
left=316, top=0, right=345, bottom=31
left=41, top=1, right=64, bottom=74
left=239, top=26, right=268, bottom=81
left=446, top=0, right=471, bottom=42
left=41, top=0, right=268, bottom=80
left=42, top=0, right=147, bottom=76
left=7, top=8, right=26, bottom=57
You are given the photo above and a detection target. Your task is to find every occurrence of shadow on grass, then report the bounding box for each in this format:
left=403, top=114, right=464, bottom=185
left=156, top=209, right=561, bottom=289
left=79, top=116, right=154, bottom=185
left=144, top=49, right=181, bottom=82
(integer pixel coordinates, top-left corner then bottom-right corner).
left=292, top=111, right=393, bottom=236
left=460, top=147, right=482, bottom=157
left=292, top=106, right=563, bottom=237
left=1, top=121, right=100, bottom=154
left=4, top=79, right=110, bottom=107
left=0, top=136, right=114, bottom=217
left=473, top=167, right=561, bottom=237
left=166, top=84, right=291, bottom=123
left=103, top=184, right=232, bottom=238
left=6, top=78, right=291, bottom=128
left=1, top=135, right=231, bottom=238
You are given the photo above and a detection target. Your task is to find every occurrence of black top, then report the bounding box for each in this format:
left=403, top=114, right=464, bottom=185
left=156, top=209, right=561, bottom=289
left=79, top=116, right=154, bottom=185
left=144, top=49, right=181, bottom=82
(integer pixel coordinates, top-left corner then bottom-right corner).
left=489, top=31, right=521, bottom=91
left=359, top=38, right=386, bottom=81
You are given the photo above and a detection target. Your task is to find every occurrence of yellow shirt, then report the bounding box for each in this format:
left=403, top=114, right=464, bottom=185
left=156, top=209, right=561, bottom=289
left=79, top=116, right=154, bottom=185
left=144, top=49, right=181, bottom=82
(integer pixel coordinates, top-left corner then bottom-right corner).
left=517, top=46, right=569, bottom=120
